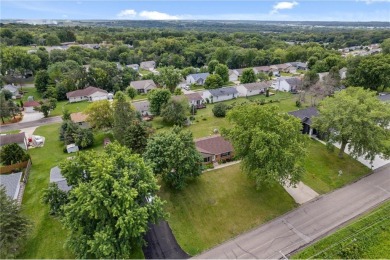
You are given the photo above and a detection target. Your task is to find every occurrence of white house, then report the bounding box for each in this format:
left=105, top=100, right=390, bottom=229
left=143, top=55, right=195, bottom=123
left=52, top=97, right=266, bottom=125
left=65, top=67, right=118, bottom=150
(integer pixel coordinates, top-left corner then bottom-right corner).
left=130, top=80, right=157, bottom=94
left=236, top=81, right=270, bottom=97
left=1, top=84, right=20, bottom=99
left=228, top=70, right=239, bottom=82
left=0, top=132, right=28, bottom=150
left=186, top=73, right=210, bottom=85
left=202, top=87, right=238, bottom=103
left=23, top=100, right=41, bottom=113
left=66, top=86, right=108, bottom=103
left=173, top=92, right=205, bottom=108
left=140, top=61, right=156, bottom=71
left=272, top=77, right=302, bottom=92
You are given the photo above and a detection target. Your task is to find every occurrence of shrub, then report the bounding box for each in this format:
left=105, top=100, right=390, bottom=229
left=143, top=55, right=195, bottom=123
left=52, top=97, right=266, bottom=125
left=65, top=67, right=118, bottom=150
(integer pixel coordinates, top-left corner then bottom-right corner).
left=212, top=103, right=228, bottom=117
left=296, top=100, right=301, bottom=107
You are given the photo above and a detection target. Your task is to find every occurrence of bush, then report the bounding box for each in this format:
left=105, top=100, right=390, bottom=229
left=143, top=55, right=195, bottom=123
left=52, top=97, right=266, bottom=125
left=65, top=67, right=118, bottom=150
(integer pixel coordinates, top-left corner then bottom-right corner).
left=212, top=103, right=228, bottom=118
left=296, top=100, right=301, bottom=107
left=260, top=99, right=266, bottom=105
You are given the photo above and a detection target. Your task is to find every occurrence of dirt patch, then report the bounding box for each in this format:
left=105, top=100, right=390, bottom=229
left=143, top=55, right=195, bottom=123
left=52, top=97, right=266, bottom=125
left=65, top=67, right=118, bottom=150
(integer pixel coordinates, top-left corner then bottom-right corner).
left=1, top=115, right=23, bottom=125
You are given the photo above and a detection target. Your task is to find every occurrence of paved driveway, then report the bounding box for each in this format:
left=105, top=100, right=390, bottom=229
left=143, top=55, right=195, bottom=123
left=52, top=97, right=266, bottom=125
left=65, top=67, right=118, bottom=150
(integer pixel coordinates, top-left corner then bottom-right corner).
left=195, top=163, right=390, bottom=259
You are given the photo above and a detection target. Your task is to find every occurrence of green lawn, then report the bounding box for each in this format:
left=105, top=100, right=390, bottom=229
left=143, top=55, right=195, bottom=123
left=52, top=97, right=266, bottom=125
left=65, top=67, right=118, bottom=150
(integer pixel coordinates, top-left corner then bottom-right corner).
left=21, top=86, right=41, bottom=102
left=302, top=139, right=370, bottom=194
left=50, top=101, right=91, bottom=116
left=18, top=124, right=114, bottom=258
left=159, top=163, right=297, bottom=256
left=0, top=129, right=21, bottom=134
left=293, top=201, right=390, bottom=259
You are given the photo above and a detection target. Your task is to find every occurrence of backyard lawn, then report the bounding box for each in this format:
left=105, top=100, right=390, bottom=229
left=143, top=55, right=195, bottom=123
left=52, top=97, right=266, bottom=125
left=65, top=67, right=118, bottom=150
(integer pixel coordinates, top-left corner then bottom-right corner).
left=293, top=201, right=390, bottom=259
left=159, top=163, right=297, bottom=256
left=50, top=100, right=91, bottom=116
left=302, top=139, right=370, bottom=194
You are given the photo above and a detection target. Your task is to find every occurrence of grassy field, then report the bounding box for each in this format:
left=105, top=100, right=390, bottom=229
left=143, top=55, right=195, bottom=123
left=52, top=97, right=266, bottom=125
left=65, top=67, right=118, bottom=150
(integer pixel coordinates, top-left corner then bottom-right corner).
left=21, top=86, right=41, bottom=102
left=50, top=101, right=91, bottom=116
left=18, top=124, right=115, bottom=258
left=293, top=201, right=390, bottom=259
left=159, top=163, right=297, bottom=256
left=303, top=139, right=370, bottom=194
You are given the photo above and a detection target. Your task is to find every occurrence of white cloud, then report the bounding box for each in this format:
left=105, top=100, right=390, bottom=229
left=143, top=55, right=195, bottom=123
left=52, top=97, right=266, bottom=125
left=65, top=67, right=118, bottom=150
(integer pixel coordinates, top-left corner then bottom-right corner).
left=139, top=11, right=179, bottom=20
left=357, top=0, right=390, bottom=3
left=117, top=9, right=137, bottom=18
left=62, top=14, right=68, bottom=18
left=271, top=1, right=299, bottom=14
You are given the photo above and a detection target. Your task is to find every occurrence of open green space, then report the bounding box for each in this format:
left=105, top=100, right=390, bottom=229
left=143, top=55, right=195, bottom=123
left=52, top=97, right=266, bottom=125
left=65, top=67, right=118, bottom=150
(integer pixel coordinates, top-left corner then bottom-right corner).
left=50, top=101, right=91, bottom=116
left=302, top=139, right=370, bottom=194
left=293, top=201, right=390, bottom=259
left=21, top=87, right=41, bottom=102
left=0, top=129, right=21, bottom=134
left=18, top=123, right=114, bottom=258
left=158, top=163, right=297, bottom=256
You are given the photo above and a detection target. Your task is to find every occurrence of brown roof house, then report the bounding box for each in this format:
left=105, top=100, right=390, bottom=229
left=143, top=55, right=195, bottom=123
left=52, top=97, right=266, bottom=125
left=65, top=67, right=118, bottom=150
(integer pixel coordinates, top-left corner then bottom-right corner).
left=70, top=112, right=90, bottom=128
left=195, top=135, right=234, bottom=164
left=130, top=80, right=157, bottom=94
left=66, top=86, right=108, bottom=103
left=23, top=100, right=41, bottom=113
left=0, top=132, right=28, bottom=150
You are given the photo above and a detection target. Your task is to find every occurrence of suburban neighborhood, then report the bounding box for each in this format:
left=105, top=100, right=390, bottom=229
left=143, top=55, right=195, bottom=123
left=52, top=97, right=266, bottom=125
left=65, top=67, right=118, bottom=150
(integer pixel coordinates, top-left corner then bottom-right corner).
left=0, top=13, right=390, bottom=260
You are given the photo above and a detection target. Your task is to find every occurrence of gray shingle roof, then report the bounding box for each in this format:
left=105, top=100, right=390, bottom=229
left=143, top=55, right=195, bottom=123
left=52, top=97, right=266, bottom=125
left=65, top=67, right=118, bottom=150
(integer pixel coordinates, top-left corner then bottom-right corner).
left=241, top=81, right=271, bottom=91
left=132, top=101, right=151, bottom=113
left=66, top=86, right=107, bottom=98
left=207, top=87, right=238, bottom=97
left=50, top=166, right=71, bottom=192
left=0, top=132, right=26, bottom=147
left=378, top=93, right=390, bottom=102
left=284, top=77, right=302, bottom=88
left=0, top=172, right=22, bottom=199
left=130, top=80, right=156, bottom=90
left=288, top=107, right=319, bottom=126
left=188, top=73, right=209, bottom=81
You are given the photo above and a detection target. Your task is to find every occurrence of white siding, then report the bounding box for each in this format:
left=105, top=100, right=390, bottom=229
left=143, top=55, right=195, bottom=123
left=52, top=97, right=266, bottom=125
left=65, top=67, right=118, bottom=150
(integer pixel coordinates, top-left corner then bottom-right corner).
left=272, top=80, right=291, bottom=92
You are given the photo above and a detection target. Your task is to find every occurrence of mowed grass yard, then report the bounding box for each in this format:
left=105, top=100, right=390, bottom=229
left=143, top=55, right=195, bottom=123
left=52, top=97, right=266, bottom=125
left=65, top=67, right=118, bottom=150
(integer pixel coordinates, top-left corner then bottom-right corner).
left=18, top=123, right=113, bottom=258
left=158, top=163, right=297, bottom=256
left=303, top=139, right=370, bottom=194
left=293, top=201, right=390, bottom=259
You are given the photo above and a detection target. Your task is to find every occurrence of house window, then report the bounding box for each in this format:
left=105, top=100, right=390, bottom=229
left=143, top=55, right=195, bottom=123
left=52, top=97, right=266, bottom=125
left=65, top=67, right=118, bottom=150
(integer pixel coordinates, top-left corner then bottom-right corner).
left=203, top=157, right=211, bottom=163
left=221, top=152, right=230, bottom=157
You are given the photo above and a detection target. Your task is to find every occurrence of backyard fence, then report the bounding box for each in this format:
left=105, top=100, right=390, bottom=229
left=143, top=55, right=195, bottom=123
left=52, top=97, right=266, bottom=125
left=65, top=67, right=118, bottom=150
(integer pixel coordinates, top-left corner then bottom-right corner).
left=0, top=160, right=29, bottom=174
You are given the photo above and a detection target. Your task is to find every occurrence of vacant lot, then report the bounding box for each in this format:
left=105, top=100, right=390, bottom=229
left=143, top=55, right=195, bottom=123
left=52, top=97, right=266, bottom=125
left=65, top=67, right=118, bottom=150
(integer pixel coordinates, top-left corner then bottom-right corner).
left=159, top=164, right=297, bottom=256
left=293, top=201, right=390, bottom=259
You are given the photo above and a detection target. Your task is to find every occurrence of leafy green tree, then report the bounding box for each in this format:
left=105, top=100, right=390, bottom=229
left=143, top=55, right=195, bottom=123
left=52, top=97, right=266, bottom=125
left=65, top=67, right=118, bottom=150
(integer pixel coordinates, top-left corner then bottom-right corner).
left=14, top=30, right=34, bottom=45
left=223, top=104, right=307, bottom=187
left=0, top=187, right=31, bottom=258
left=313, top=87, right=390, bottom=160
left=240, top=68, right=257, bottom=84
left=0, top=143, right=29, bottom=165
left=60, top=143, right=165, bottom=258
left=42, top=183, right=69, bottom=216
left=126, top=86, right=137, bottom=100
left=161, top=98, right=189, bottom=126
left=43, top=86, right=57, bottom=99
left=0, top=93, right=11, bottom=123
left=208, top=59, right=219, bottom=74
left=85, top=100, right=114, bottom=130
left=257, top=72, right=270, bottom=81
left=214, top=64, right=229, bottom=83
left=73, top=128, right=94, bottom=149
left=45, top=34, right=61, bottom=46
left=7, top=100, right=20, bottom=119
left=381, top=38, right=390, bottom=54
left=34, top=70, right=50, bottom=93
left=59, top=121, right=78, bottom=144
left=204, top=74, right=223, bottom=89
left=212, top=102, right=228, bottom=117
left=123, top=120, right=153, bottom=154
left=62, top=108, right=71, bottom=121
left=159, top=66, right=182, bottom=93
left=113, top=91, right=136, bottom=144
left=35, top=99, right=56, bottom=118
left=144, top=127, right=203, bottom=190
left=148, top=88, right=171, bottom=116
left=173, top=88, right=183, bottom=96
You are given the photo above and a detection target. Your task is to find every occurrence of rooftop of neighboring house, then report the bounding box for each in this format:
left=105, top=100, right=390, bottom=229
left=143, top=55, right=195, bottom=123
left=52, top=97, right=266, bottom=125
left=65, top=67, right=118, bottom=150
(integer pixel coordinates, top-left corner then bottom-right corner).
left=253, top=66, right=271, bottom=72
left=195, top=135, right=233, bottom=155
left=0, top=132, right=26, bottom=146
left=206, top=87, right=238, bottom=97
left=50, top=166, right=71, bottom=192
left=378, top=93, right=390, bottom=102
left=23, top=100, right=41, bottom=107
left=185, top=92, right=203, bottom=101
left=132, top=100, right=151, bottom=112
left=0, top=172, right=23, bottom=199
left=66, top=86, right=107, bottom=98
left=70, top=112, right=88, bottom=123
left=2, top=84, right=20, bottom=92
left=240, top=81, right=271, bottom=91
left=130, top=80, right=156, bottom=90
left=288, top=107, right=319, bottom=126
left=140, top=61, right=156, bottom=68
left=187, top=72, right=210, bottom=81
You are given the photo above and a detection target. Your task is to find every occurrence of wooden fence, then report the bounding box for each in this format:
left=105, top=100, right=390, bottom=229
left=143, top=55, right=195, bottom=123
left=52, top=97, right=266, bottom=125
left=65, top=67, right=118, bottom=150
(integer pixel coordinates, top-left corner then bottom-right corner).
left=22, top=159, right=32, bottom=183
left=0, top=161, right=29, bottom=174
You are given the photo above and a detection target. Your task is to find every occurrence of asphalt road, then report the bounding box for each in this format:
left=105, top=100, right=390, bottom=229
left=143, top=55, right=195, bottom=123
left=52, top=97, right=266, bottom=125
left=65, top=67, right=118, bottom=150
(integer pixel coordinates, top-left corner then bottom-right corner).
left=195, top=163, right=390, bottom=259
left=0, top=116, right=62, bottom=132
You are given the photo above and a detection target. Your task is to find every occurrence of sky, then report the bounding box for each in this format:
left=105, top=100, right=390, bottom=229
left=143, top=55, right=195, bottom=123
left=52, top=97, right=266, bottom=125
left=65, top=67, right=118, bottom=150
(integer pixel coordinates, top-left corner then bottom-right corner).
left=1, top=0, right=390, bottom=22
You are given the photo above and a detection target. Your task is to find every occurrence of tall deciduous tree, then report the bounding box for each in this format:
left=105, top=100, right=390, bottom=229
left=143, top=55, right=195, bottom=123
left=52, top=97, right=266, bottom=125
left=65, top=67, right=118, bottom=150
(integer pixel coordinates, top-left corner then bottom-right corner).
left=160, top=98, right=189, bottom=126
left=204, top=74, right=223, bottom=89
left=0, top=186, right=31, bottom=259
left=123, top=120, right=153, bottom=154
left=148, top=88, right=171, bottom=116
left=113, top=91, right=136, bottom=144
left=126, top=86, right=137, bottom=100
left=60, top=143, right=165, bottom=258
left=0, top=92, right=10, bottom=123
left=34, top=70, right=50, bottom=93
left=313, top=87, right=390, bottom=161
left=223, top=104, right=307, bottom=187
left=240, top=68, right=256, bottom=84
left=208, top=60, right=219, bottom=74
left=84, top=100, right=114, bottom=130
left=381, top=38, right=390, bottom=54
left=214, top=64, right=229, bottom=84
left=0, top=143, right=29, bottom=165
left=159, top=66, right=182, bottom=93
left=144, top=127, right=203, bottom=190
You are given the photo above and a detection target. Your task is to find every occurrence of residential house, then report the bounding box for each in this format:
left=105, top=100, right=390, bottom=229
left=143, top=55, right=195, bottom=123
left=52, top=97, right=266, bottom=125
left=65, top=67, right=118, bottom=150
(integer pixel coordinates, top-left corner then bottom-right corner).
left=133, top=100, right=152, bottom=117
left=272, top=77, right=302, bottom=92
left=1, top=84, right=21, bottom=99
left=140, top=61, right=156, bottom=71
left=70, top=112, right=90, bottom=128
left=0, top=172, right=23, bottom=200
left=275, top=63, right=292, bottom=73
left=234, top=68, right=257, bottom=77
left=186, top=73, right=210, bottom=85
left=0, top=132, right=28, bottom=150
left=236, top=81, right=270, bottom=97
left=228, top=70, right=239, bottom=82
left=130, top=80, right=157, bottom=94
left=253, top=66, right=271, bottom=74
left=66, top=86, right=108, bottom=103
left=378, top=93, right=390, bottom=103
left=288, top=107, right=319, bottom=137
left=50, top=166, right=71, bottom=192
left=126, top=64, right=139, bottom=71
left=202, top=87, right=238, bottom=103
left=173, top=92, right=205, bottom=109
left=195, top=135, right=234, bottom=164
left=23, top=100, right=41, bottom=113
left=290, top=62, right=308, bottom=71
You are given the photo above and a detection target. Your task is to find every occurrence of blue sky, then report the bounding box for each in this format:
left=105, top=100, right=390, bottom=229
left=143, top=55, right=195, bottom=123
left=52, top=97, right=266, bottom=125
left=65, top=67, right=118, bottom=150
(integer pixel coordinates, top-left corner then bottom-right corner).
left=1, top=0, right=390, bottom=21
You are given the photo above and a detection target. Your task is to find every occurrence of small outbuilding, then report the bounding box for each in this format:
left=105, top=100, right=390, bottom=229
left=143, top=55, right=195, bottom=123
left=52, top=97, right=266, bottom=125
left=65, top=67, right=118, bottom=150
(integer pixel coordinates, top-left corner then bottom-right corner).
left=66, top=144, right=79, bottom=153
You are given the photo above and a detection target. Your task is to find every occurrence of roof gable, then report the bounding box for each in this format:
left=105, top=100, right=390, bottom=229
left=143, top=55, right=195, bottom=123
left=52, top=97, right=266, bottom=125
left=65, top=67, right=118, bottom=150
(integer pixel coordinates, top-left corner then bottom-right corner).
left=66, top=86, right=108, bottom=98
left=0, top=132, right=26, bottom=146
left=288, top=107, right=319, bottom=125
left=207, top=87, right=238, bottom=97
left=195, top=135, right=233, bottom=155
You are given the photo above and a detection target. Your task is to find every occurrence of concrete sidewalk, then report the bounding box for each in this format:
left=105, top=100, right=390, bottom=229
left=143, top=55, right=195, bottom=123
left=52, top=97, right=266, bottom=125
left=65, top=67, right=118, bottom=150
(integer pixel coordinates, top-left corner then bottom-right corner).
left=195, top=163, right=390, bottom=259
left=283, top=181, right=319, bottom=204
